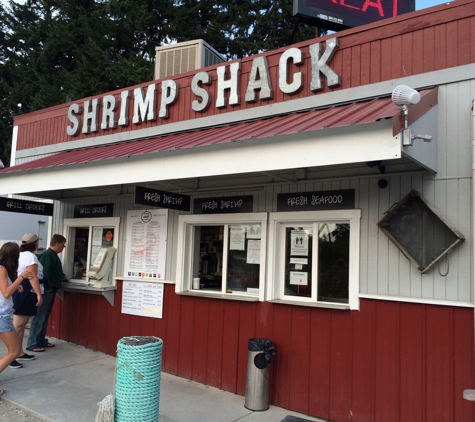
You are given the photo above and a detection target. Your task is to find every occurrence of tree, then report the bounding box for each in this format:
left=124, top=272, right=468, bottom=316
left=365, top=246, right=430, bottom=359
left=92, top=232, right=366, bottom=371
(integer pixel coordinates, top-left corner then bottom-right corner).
left=169, top=0, right=317, bottom=59
left=0, top=0, right=319, bottom=167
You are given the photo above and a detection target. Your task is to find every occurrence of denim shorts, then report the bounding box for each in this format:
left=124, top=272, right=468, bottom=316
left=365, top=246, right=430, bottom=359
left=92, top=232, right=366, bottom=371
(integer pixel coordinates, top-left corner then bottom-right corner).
left=0, top=315, right=15, bottom=333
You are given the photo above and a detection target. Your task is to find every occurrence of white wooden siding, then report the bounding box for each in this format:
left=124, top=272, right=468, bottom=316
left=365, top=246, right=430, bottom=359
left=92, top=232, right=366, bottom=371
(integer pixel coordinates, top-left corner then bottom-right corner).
left=47, top=80, right=473, bottom=305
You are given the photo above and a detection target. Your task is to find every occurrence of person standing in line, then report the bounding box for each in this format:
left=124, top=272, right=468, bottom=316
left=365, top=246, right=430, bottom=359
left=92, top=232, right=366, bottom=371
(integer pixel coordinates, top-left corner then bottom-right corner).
left=0, top=242, right=34, bottom=392
left=27, top=234, right=69, bottom=353
left=10, top=234, right=44, bottom=368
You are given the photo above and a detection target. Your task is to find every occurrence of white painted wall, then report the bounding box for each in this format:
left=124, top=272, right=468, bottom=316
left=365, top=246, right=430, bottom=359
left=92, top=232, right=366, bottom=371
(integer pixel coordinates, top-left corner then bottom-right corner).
left=39, top=79, right=475, bottom=307
left=0, top=210, right=49, bottom=250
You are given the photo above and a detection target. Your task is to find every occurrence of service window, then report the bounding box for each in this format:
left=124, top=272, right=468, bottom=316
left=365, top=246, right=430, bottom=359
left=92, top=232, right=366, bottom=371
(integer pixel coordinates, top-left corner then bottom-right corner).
left=267, top=210, right=360, bottom=310
left=176, top=213, right=267, bottom=300
left=63, top=217, right=120, bottom=283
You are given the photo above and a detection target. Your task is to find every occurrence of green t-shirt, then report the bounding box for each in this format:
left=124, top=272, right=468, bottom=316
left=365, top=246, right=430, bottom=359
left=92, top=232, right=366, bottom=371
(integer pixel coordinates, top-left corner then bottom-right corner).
left=38, top=248, right=64, bottom=290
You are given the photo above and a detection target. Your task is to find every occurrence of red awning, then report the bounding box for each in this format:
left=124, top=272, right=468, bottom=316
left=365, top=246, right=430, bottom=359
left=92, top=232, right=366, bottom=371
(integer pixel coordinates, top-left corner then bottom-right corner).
left=1, top=89, right=437, bottom=175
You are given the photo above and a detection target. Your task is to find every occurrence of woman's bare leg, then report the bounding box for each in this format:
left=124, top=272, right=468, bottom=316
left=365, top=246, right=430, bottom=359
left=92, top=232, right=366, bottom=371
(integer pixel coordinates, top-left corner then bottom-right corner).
left=0, top=330, right=21, bottom=373
left=12, top=315, right=30, bottom=355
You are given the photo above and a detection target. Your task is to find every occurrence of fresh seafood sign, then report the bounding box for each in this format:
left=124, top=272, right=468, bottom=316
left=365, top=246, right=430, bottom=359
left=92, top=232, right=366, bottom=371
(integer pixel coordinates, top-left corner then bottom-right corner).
left=277, top=189, right=355, bottom=211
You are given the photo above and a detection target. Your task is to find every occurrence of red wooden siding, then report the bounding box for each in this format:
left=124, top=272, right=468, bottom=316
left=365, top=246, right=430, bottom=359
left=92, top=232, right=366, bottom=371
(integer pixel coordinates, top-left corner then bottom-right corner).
left=48, top=285, right=474, bottom=422
left=5, top=91, right=443, bottom=175
left=13, top=0, right=475, bottom=152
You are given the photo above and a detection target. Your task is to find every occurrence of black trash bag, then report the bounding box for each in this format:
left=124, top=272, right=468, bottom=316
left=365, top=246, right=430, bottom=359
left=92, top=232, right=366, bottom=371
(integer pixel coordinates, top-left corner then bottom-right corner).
left=248, top=338, right=276, bottom=369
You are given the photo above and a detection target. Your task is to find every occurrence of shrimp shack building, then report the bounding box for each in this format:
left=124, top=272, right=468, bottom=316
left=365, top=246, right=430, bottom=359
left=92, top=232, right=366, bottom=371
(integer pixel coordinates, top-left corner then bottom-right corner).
left=1, top=0, right=475, bottom=420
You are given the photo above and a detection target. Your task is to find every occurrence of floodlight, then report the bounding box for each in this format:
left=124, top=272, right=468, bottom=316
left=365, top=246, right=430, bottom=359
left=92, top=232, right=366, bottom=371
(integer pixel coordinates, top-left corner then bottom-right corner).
left=392, top=85, right=421, bottom=106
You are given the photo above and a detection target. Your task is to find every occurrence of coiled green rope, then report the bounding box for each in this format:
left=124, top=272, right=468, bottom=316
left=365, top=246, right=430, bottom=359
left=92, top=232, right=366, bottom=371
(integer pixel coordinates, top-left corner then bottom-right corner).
left=115, top=336, right=163, bottom=422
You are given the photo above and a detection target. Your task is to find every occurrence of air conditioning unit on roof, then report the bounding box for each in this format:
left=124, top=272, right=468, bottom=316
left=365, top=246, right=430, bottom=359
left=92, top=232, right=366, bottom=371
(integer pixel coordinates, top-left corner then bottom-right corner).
left=154, top=39, right=225, bottom=80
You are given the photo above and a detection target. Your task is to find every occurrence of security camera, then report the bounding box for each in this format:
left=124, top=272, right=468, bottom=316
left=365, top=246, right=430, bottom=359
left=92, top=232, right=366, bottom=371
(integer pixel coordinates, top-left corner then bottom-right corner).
left=392, top=85, right=421, bottom=106
left=414, top=134, right=433, bottom=142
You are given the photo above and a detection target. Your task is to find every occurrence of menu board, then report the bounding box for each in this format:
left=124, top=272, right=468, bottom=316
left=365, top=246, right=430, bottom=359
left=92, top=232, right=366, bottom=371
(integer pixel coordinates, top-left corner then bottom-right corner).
left=122, top=281, right=164, bottom=318
left=124, top=209, right=168, bottom=280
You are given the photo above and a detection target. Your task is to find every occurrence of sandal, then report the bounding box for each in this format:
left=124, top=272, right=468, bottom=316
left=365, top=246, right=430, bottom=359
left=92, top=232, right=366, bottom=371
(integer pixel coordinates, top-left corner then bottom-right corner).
left=0, top=389, right=7, bottom=395
left=45, top=342, right=55, bottom=348
left=26, top=347, right=45, bottom=352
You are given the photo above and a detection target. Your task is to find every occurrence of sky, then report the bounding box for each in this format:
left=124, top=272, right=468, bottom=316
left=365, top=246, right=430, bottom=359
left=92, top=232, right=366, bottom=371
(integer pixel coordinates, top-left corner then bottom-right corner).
left=416, top=0, right=455, bottom=8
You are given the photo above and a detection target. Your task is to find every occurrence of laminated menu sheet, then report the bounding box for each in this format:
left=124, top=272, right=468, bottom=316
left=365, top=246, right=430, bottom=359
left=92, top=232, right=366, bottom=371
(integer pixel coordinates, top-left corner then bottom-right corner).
left=121, top=280, right=164, bottom=318
left=124, top=209, right=168, bottom=280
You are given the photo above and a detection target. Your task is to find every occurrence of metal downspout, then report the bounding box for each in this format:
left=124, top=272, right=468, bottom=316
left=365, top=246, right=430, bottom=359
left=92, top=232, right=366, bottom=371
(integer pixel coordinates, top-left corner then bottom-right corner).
left=463, top=99, right=475, bottom=403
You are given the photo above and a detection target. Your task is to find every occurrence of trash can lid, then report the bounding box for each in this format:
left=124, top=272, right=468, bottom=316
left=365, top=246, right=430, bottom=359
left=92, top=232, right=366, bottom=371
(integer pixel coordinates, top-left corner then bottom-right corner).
left=248, top=338, right=274, bottom=351
left=248, top=338, right=275, bottom=366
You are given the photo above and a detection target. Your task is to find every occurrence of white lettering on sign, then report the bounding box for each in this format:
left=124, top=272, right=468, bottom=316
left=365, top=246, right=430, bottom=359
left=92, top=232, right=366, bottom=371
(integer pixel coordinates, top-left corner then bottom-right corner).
left=78, top=206, right=108, bottom=215
left=82, top=98, right=100, bottom=134
left=67, top=39, right=340, bottom=136
left=286, top=194, right=344, bottom=206
left=143, top=192, right=183, bottom=205
left=245, top=56, right=273, bottom=103
left=310, top=38, right=340, bottom=91
left=6, top=201, right=23, bottom=210
left=132, top=84, right=157, bottom=125
left=101, top=95, right=118, bottom=130
left=66, top=104, right=82, bottom=136
left=287, top=196, right=308, bottom=207
left=279, top=48, right=304, bottom=95
left=25, top=203, right=45, bottom=212
left=159, top=80, right=179, bottom=118
left=144, top=192, right=161, bottom=202
left=216, top=62, right=241, bottom=108
left=220, top=199, right=243, bottom=209
left=311, top=195, right=343, bottom=205
left=92, top=206, right=108, bottom=214
left=163, top=194, right=183, bottom=205
left=202, top=201, right=218, bottom=210
left=191, top=72, right=212, bottom=112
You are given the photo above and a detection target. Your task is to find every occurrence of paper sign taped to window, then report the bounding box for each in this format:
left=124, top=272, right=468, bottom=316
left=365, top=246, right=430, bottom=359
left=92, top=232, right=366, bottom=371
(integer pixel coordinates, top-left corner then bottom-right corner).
left=290, top=271, right=308, bottom=285
left=290, top=230, right=309, bottom=256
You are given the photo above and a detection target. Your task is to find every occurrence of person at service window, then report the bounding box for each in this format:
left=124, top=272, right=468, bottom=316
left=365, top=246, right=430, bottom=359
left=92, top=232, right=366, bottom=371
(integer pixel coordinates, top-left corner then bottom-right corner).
left=9, top=233, right=44, bottom=369
left=0, top=242, right=33, bottom=394
left=27, top=234, right=69, bottom=353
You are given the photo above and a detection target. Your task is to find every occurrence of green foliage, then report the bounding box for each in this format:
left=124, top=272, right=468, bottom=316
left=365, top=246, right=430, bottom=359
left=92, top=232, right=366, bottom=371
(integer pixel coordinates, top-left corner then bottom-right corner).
left=169, top=0, right=317, bottom=59
left=0, top=0, right=321, bottom=167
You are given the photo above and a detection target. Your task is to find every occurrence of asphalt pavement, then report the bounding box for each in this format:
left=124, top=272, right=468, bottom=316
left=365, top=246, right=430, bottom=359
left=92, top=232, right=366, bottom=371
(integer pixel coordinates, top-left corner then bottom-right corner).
left=0, top=329, right=327, bottom=422
left=0, top=399, right=43, bottom=422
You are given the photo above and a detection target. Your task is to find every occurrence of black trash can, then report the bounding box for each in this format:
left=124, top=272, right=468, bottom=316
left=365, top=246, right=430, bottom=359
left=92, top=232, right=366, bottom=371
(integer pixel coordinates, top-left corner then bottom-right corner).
left=244, top=338, right=276, bottom=411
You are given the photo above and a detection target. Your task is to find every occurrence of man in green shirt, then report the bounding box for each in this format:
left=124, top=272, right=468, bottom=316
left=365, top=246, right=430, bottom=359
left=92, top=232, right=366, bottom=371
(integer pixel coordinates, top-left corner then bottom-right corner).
left=26, top=234, right=69, bottom=352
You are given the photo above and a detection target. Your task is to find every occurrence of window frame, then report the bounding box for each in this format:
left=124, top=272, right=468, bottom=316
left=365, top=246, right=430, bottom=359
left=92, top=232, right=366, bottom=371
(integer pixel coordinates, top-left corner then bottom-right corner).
left=175, top=213, right=268, bottom=301
left=267, top=210, right=361, bottom=310
left=63, top=217, right=121, bottom=286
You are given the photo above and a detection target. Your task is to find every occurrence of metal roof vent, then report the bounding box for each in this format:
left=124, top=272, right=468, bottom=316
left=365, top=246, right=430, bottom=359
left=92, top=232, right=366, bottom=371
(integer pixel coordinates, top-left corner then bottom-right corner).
left=154, top=39, right=225, bottom=80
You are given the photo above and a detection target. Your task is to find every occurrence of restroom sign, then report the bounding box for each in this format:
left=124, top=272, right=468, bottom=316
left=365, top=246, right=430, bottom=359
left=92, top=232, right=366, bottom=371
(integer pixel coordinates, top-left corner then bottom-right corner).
left=291, top=230, right=309, bottom=256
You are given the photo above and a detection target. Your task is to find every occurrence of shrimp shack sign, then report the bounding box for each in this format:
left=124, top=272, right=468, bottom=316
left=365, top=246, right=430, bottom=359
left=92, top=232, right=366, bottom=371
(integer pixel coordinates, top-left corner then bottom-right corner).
left=66, top=38, right=341, bottom=137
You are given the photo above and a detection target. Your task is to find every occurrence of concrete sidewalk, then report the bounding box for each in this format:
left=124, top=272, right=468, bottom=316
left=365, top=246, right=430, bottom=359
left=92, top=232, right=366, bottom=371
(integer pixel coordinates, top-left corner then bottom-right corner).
left=0, top=333, right=327, bottom=422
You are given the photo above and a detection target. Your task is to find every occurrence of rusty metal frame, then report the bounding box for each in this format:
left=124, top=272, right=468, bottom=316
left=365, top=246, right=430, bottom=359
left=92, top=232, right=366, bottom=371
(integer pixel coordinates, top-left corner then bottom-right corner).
left=377, top=189, right=465, bottom=274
